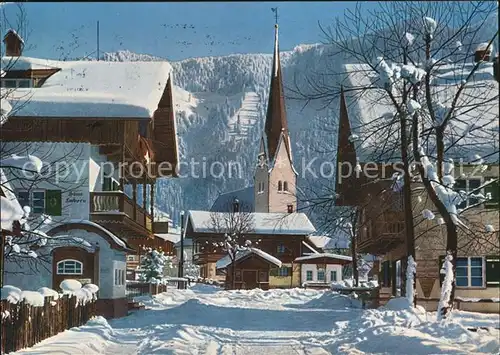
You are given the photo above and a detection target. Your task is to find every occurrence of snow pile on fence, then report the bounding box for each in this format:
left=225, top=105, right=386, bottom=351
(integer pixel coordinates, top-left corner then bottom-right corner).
left=1, top=282, right=99, bottom=307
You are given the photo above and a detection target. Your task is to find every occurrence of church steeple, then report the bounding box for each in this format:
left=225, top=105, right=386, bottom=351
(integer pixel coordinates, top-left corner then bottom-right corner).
left=264, top=22, right=290, bottom=161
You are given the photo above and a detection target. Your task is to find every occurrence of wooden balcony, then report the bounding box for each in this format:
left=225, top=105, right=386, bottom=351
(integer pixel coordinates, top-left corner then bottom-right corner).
left=90, top=191, right=153, bottom=240
left=357, top=221, right=405, bottom=255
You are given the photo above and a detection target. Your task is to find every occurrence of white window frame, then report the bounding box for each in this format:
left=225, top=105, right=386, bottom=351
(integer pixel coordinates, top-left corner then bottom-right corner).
left=306, top=270, right=313, bottom=281
left=277, top=244, right=285, bottom=253
left=57, top=259, right=83, bottom=275
left=317, top=268, right=326, bottom=281
left=330, top=270, right=338, bottom=282
left=17, top=189, right=46, bottom=214
left=454, top=177, right=483, bottom=209
left=456, top=256, right=485, bottom=288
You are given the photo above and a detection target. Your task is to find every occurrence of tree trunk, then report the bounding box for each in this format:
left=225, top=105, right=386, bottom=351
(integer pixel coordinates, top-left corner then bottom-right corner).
left=351, top=223, right=359, bottom=287
left=400, top=111, right=417, bottom=306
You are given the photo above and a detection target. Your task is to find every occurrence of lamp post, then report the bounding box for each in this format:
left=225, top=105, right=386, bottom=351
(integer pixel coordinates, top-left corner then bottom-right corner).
left=178, top=210, right=185, bottom=289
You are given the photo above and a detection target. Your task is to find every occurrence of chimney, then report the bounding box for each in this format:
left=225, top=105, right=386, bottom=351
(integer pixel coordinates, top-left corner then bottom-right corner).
left=3, top=29, right=24, bottom=57
left=474, top=42, right=493, bottom=63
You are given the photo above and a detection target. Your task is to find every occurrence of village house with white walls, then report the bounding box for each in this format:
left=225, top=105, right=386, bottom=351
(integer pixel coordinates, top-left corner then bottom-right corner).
left=1, top=29, right=179, bottom=318
left=185, top=23, right=353, bottom=290
left=335, top=44, right=500, bottom=313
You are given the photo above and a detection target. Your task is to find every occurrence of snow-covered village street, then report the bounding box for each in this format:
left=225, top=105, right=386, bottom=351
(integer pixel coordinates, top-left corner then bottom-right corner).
left=1, top=1, right=499, bottom=354
left=12, top=284, right=500, bottom=355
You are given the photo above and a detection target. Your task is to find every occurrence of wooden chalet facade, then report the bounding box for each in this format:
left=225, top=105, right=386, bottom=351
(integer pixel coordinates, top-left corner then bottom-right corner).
left=1, top=32, right=179, bottom=318
left=335, top=46, right=500, bottom=313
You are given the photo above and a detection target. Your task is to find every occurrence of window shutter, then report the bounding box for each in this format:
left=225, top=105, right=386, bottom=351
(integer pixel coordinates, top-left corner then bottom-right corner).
left=438, top=255, right=445, bottom=286
left=484, top=180, right=499, bottom=209
left=45, top=190, right=62, bottom=216
left=486, top=256, right=500, bottom=287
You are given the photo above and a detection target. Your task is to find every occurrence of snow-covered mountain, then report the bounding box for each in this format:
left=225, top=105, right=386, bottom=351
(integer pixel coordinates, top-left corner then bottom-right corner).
left=103, top=13, right=497, bottom=226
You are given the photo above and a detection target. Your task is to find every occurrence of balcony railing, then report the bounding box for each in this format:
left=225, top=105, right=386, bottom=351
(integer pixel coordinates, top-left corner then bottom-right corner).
left=357, top=221, right=405, bottom=255
left=90, top=191, right=152, bottom=232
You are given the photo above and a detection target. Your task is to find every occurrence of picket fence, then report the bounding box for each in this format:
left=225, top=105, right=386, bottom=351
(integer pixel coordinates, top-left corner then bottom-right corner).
left=1, top=294, right=96, bottom=354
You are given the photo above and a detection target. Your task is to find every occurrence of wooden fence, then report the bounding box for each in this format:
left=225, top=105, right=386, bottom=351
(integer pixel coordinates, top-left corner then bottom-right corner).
left=1, top=295, right=96, bottom=354
left=125, top=282, right=167, bottom=300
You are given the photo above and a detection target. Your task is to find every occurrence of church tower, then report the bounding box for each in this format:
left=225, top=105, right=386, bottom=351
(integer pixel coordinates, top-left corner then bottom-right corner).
left=254, top=22, right=298, bottom=213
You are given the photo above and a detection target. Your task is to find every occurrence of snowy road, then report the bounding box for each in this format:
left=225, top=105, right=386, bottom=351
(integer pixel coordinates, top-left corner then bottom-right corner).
left=14, top=285, right=500, bottom=355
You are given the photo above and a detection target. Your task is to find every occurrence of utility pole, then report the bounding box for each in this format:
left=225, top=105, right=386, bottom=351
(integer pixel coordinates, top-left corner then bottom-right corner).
left=97, top=20, right=100, bottom=61
left=178, top=210, right=185, bottom=289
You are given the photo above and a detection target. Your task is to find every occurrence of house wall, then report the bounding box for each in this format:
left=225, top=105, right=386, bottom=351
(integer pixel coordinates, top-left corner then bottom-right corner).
left=377, top=165, right=500, bottom=312
left=269, top=263, right=301, bottom=288
left=89, top=146, right=121, bottom=192
left=300, top=264, right=343, bottom=284
left=268, top=141, right=297, bottom=213
left=2, top=141, right=91, bottom=222
left=254, top=143, right=270, bottom=213
left=3, top=228, right=126, bottom=299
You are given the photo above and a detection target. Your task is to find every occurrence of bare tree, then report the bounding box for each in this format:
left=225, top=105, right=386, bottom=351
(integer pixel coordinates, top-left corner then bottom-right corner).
left=292, top=1, right=498, bottom=317
left=209, top=199, right=254, bottom=288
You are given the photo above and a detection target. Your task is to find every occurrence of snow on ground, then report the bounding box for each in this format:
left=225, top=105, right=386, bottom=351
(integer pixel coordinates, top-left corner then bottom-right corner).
left=13, top=284, right=500, bottom=355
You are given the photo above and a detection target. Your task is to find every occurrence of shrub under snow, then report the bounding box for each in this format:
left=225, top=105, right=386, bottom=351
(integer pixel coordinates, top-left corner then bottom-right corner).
left=438, top=253, right=454, bottom=321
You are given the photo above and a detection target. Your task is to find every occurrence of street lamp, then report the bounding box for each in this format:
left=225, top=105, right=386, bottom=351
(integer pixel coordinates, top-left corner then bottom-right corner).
left=178, top=210, right=185, bottom=289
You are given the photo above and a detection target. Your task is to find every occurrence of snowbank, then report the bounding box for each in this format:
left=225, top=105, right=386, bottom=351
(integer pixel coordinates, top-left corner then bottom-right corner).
left=1, top=285, right=22, bottom=303
left=60, top=279, right=82, bottom=293
left=37, top=287, right=60, bottom=300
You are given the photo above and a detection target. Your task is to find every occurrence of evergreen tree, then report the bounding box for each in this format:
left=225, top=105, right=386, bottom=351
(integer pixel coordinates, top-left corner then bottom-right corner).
left=140, top=247, right=173, bottom=284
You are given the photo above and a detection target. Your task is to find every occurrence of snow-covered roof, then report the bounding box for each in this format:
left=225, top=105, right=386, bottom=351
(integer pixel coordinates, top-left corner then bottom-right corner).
left=476, top=42, right=494, bottom=52
left=216, top=247, right=282, bottom=269
left=294, top=253, right=353, bottom=263
left=188, top=210, right=316, bottom=235
left=343, top=61, right=499, bottom=162
left=2, top=56, right=173, bottom=119
left=155, top=233, right=181, bottom=244
left=306, top=236, right=332, bottom=250
left=210, top=186, right=255, bottom=212
left=63, top=219, right=130, bottom=251
left=302, top=240, right=320, bottom=254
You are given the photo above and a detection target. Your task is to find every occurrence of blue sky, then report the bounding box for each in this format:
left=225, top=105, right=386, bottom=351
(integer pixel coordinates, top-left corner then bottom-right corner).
left=1, top=2, right=379, bottom=61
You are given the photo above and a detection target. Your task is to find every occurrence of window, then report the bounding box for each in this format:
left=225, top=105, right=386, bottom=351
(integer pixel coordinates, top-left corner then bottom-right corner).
left=277, top=244, right=286, bottom=253
left=16, top=190, right=62, bottom=215
left=454, top=178, right=481, bottom=209
left=278, top=267, right=289, bottom=277
left=455, top=257, right=484, bottom=288
left=115, top=269, right=125, bottom=286
left=330, top=270, right=338, bottom=282
left=484, top=178, right=499, bottom=209
left=283, top=181, right=288, bottom=192
left=127, top=255, right=136, bottom=261
left=17, top=190, right=46, bottom=214
left=0, top=78, right=33, bottom=88
left=259, top=271, right=268, bottom=282
left=278, top=181, right=282, bottom=191
left=57, top=260, right=83, bottom=275
left=287, top=204, right=294, bottom=213
left=317, top=268, right=325, bottom=281
left=306, top=270, right=313, bottom=281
